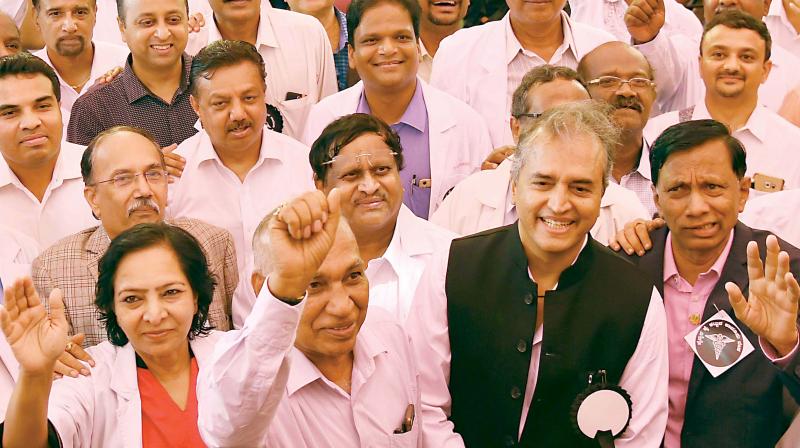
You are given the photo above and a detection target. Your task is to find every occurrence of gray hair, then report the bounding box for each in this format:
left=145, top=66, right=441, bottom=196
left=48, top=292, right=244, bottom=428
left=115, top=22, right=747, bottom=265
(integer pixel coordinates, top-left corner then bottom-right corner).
left=510, top=101, right=620, bottom=189
left=511, top=65, right=584, bottom=118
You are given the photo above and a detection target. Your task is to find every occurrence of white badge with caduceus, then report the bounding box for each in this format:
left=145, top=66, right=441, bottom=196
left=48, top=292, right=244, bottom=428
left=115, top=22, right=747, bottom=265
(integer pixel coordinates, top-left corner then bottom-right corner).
left=684, top=309, right=754, bottom=378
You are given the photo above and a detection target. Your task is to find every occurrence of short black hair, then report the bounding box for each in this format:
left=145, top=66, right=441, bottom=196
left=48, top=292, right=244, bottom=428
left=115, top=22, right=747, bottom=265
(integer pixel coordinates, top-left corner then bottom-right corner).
left=650, top=119, right=747, bottom=185
left=96, top=223, right=216, bottom=346
left=347, top=0, right=420, bottom=47
left=701, top=9, right=772, bottom=61
left=116, top=0, right=188, bottom=23
left=190, top=40, right=267, bottom=96
left=309, top=113, right=405, bottom=182
left=81, top=126, right=165, bottom=185
left=0, top=52, right=61, bottom=102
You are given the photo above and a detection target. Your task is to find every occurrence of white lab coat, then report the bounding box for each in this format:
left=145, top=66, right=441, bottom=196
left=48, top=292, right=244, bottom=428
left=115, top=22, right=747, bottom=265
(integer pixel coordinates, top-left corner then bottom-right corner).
left=303, top=80, right=492, bottom=215
left=429, top=13, right=616, bottom=147
left=430, top=159, right=650, bottom=244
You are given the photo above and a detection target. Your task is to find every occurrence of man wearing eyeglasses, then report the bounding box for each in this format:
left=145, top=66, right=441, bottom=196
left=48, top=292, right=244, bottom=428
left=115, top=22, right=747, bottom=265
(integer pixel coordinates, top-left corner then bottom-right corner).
left=30, top=125, right=237, bottom=350
left=577, top=41, right=659, bottom=217
left=432, top=64, right=649, bottom=243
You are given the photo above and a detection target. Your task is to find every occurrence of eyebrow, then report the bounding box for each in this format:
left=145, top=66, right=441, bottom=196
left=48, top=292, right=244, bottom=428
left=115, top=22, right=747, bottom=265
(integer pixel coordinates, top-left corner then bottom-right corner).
left=116, top=281, right=186, bottom=295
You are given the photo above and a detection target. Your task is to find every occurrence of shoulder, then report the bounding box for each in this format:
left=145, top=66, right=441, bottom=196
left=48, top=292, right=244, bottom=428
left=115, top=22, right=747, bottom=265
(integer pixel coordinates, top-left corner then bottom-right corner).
left=264, top=127, right=311, bottom=154
left=268, top=7, right=326, bottom=32
left=739, top=222, right=800, bottom=260
left=440, top=19, right=502, bottom=50
left=644, top=109, right=680, bottom=141
left=169, top=217, right=232, bottom=244
left=36, top=227, right=99, bottom=264
left=78, top=71, right=126, bottom=103
left=313, top=84, right=361, bottom=111
left=570, top=19, right=617, bottom=47
left=422, top=82, right=484, bottom=120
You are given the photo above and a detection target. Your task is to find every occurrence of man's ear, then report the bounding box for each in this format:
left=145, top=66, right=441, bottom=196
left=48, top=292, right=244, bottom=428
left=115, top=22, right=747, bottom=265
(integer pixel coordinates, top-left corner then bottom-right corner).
left=314, top=173, right=325, bottom=191
left=651, top=183, right=662, bottom=219
left=761, top=59, right=773, bottom=85
left=511, top=117, right=520, bottom=144
left=251, top=271, right=266, bottom=296
left=738, top=176, right=751, bottom=212
left=348, top=43, right=356, bottom=70
left=117, top=17, right=127, bottom=44
left=84, top=185, right=101, bottom=220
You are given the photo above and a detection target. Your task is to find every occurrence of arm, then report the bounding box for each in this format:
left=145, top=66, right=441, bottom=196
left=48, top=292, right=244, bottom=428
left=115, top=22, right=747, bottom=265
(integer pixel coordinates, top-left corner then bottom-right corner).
left=616, top=288, right=669, bottom=447
left=0, top=278, right=70, bottom=448
left=405, top=249, right=466, bottom=448
left=221, top=232, right=238, bottom=329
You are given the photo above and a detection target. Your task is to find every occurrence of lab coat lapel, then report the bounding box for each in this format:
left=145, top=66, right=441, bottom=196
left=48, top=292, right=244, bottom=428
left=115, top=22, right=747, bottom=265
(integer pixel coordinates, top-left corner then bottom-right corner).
left=109, top=344, right=143, bottom=448
left=477, top=17, right=513, bottom=146
left=423, top=82, right=458, bottom=211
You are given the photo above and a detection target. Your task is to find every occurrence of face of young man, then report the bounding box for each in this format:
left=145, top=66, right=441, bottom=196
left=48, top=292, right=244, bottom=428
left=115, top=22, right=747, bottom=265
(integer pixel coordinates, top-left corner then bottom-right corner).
left=419, top=0, right=469, bottom=27
left=118, top=0, right=189, bottom=71
left=654, top=139, right=749, bottom=260
left=699, top=25, right=771, bottom=100
left=0, top=73, right=62, bottom=173
left=190, top=61, right=267, bottom=156
left=35, top=0, right=96, bottom=57
left=349, top=1, right=420, bottom=93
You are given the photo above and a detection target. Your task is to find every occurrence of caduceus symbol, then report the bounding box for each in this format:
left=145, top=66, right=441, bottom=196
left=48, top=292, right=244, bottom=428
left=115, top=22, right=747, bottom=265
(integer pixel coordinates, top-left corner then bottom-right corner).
left=705, top=333, right=735, bottom=360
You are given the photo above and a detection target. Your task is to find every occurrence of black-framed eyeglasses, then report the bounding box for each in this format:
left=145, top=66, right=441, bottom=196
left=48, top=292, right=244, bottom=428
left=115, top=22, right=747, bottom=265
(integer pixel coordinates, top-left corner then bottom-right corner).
left=91, top=169, right=168, bottom=189
left=586, top=76, right=655, bottom=90
left=514, top=112, right=543, bottom=120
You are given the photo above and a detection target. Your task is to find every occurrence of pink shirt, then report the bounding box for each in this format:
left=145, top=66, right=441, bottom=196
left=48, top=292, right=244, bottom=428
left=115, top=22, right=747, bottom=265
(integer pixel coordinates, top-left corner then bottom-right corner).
left=662, top=231, right=734, bottom=448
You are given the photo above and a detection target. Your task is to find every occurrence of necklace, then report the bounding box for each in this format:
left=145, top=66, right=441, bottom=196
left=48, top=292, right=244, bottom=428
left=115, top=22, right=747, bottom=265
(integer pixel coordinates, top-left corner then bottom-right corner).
left=69, top=74, right=91, bottom=91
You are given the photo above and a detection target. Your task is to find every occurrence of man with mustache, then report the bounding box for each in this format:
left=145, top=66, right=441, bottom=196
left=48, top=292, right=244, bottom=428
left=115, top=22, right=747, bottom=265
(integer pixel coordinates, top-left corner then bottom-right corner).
left=168, top=40, right=315, bottom=327
left=417, top=0, right=469, bottom=81
left=31, top=125, right=237, bottom=349
left=644, top=10, right=800, bottom=194
left=626, top=0, right=800, bottom=113
left=30, top=0, right=126, bottom=127
left=577, top=41, right=659, bottom=217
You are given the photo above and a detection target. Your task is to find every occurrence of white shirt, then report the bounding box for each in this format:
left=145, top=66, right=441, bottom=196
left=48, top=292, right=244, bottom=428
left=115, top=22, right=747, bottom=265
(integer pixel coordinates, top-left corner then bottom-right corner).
left=636, top=31, right=800, bottom=114
left=365, top=205, right=456, bottom=324
left=168, top=126, right=315, bottom=326
left=418, top=38, right=434, bottom=83
left=0, top=225, right=38, bottom=292
left=568, top=0, right=702, bottom=44
left=186, top=5, right=338, bottom=141
left=0, top=143, right=97, bottom=251
left=33, top=41, right=128, bottom=127
left=765, top=0, right=800, bottom=58
left=404, top=240, right=669, bottom=447
left=614, top=140, right=657, bottom=218
left=0, top=0, right=25, bottom=26
left=430, top=158, right=650, bottom=244
left=644, top=101, right=800, bottom=191
left=740, top=190, right=800, bottom=248
left=430, top=12, right=616, bottom=147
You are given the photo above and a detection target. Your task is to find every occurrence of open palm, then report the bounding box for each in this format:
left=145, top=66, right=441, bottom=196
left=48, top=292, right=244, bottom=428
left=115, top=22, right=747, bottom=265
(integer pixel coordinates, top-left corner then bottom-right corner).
left=727, top=236, right=800, bottom=356
left=0, top=277, right=69, bottom=374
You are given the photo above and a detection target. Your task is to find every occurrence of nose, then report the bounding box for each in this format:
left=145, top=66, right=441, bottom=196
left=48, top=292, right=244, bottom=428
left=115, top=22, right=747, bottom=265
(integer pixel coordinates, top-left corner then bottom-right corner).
left=142, top=296, right=167, bottom=325
left=685, top=189, right=711, bottom=216
left=132, top=172, right=155, bottom=197
left=357, top=169, right=380, bottom=195
left=717, top=0, right=739, bottom=7
left=546, top=184, right=572, bottom=215
left=229, top=98, right=246, bottom=122
left=19, top=107, right=43, bottom=131
left=378, top=37, right=396, bottom=55
left=62, top=13, right=77, bottom=33
left=325, top=282, right=356, bottom=318
left=154, top=20, right=171, bottom=40
left=615, top=81, right=637, bottom=97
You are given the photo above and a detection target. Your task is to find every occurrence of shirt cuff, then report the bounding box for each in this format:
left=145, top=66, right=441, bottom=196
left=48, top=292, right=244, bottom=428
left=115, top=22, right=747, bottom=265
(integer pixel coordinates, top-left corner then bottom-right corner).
left=759, top=331, right=800, bottom=368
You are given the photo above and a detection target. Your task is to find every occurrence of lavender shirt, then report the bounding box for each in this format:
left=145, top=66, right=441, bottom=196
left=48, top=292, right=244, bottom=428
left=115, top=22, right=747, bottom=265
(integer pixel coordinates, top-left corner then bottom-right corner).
left=357, top=82, right=431, bottom=218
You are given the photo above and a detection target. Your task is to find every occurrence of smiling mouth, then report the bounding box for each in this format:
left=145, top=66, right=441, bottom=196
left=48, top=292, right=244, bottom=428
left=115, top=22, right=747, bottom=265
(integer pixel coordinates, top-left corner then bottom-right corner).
left=432, top=0, right=457, bottom=6
left=540, top=217, right=574, bottom=229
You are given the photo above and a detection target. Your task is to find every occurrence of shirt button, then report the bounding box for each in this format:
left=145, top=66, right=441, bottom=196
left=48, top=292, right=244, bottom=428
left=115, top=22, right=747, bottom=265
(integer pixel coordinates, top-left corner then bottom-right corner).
left=510, top=386, right=522, bottom=399
left=524, top=293, right=534, bottom=305
left=517, top=339, right=528, bottom=353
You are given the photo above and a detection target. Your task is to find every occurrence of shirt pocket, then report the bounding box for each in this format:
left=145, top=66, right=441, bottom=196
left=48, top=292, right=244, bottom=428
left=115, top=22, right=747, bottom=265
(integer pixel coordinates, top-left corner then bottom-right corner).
left=388, top=423, right=420, bottom=448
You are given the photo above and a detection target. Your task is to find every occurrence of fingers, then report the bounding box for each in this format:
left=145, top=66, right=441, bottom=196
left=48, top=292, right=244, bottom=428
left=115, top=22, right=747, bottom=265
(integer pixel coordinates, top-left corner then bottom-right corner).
left=745, top=241, right=766, bottom=283
left=647, top=217, right=666, bottom=231
left=23, top=277, right=41, bottom=309
left=69, top=333, right=95, bottom=367
left=322, top=188, right=342, bottom=240
left=48, top=288, right=67, bottom=326
left=278, top=191, right=332, bottom=240
left=55, top=350, right=90, bottom=377
left=726, top=281, right=749, bottom=321
left=764, top=235, right=780, bottom=282
left=618, top=219, right=651, bottom=256
left=787, top=272, right=800, bottom=305
left=481, top=146, right=514, bottom=170
left=164, top=153, right=186, bottom=178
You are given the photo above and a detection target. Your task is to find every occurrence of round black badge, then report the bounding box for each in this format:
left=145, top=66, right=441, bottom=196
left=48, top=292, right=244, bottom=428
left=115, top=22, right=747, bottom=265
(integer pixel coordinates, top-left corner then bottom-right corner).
left=694, top=319, right=745, bottom=367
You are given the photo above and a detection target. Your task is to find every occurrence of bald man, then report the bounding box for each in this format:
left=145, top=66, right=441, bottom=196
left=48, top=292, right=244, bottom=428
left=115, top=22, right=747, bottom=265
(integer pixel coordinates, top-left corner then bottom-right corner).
left=0, top=12, right=22, bottom=57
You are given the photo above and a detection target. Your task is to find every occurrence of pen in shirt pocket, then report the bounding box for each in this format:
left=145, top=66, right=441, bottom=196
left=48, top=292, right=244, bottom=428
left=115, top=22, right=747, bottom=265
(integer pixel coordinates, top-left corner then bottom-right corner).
left=394, top=403, right=415, bottom=434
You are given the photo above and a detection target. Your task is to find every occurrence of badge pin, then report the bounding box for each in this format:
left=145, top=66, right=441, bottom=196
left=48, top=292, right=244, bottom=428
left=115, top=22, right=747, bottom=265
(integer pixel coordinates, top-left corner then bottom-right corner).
left=683, top=309, right=754, bottom=377
left=689, top=313, right=701, bottom=325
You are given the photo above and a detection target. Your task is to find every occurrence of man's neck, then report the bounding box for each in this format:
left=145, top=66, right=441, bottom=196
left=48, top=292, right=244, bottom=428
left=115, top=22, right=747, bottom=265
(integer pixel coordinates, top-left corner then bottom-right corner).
left=314, top=7, right=341, bottom=52
left=612, top=130, right=644, bottom=182
left=307, top=351, right=354, bottom=394
left=214, top=12, right=260, bottom=45
left=671, top=236, right=728, bottom=285
left=46, top=43, right=95, bottom=92
left=364, top=80, right=417, bottom=125
left=520, top=225, right=584, bottom=292
left=508, top=14, right=564, bottom=61
left=8, top=156, right=58, bottom=202
left=419, top=20, right=462, bottom=57
left=784, top=0, right=800, bottom=34
left=354, top=219, right=397, bottom=263
left=132, top=57, right=183, bottom=104
left=214, top=132, right=262, bottom=182
left=705, top=94, right=757, bottom=132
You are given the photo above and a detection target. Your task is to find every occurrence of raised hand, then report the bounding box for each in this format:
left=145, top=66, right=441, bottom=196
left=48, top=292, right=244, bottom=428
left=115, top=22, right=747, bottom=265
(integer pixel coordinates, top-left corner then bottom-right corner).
left=0, top=278, right=69, bottom=375
left=266, top=188, right=342, bottom=299
left=625, top=0, right=666, bottom=44
left=727, top=235, right=800, bottom=357
left=188, top=12, right=206, bottom=34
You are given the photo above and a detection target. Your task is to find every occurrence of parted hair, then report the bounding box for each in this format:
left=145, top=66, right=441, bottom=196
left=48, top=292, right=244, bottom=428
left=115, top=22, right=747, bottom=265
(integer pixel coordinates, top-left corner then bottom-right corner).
left=347, top=0, right=420, bottom=47
left=190, top=40, right=267, bottom=95
left=0, top=52, right=61, bottom=102
left=81, top=126, right=165, bottom=185
left=511, top=65, right=584, bottom=118
left=701, top=9, right=772, bottom=61
left=96, top=223, right=216, bottom=346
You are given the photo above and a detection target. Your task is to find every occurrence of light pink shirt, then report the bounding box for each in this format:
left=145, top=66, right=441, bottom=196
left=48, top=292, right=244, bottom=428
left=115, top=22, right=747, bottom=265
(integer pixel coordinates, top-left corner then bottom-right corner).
left=662, top=231, right=733, bottom=448
left=405, top=236, right=669, bottom=447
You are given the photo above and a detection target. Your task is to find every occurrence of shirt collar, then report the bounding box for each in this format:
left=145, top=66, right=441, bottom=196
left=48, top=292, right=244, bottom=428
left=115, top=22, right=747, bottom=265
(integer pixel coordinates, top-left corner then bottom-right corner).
left=209, top=6, right=279, bottom=49
left=0, top=142, right=83, bottom=190
left=356, top=81, right=428, bottom=132
left=195, top=126, right=288, bottom=168
left=504, top=11, right=576, bottom=65
left=419, top=38, right=432, bottom=61
left=663, top=229, right=734, bottom=283
left=121, top=53, right=192, bottom=104
left=335, top=7, right=348, bottom=52
left=635, top=137, right=653, bottom=181
left=695, top=100, right=768, bottom=143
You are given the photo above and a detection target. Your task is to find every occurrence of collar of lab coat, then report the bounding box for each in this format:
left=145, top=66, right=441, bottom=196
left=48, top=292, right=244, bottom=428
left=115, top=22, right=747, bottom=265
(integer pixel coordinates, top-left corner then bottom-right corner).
left=693, top=100, right=769, bottom=144
left=503, top=11, right=578, bottom=66
left=207, top=5, right=278, bottom=49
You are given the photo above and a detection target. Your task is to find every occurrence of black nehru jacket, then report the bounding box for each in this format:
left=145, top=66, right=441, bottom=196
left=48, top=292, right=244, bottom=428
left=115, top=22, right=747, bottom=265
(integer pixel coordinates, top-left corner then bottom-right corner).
left=445, top=223, right=657, bottom=447
left=627, top=221, right=800, bottom=448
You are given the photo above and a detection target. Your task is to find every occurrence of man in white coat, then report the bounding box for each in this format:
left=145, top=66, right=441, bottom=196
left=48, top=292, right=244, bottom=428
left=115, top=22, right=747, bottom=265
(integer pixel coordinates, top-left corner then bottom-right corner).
left=303, top=0, right=491, bottom=219
left=432, top=65, right=648, bottom=242
left=429, top=0, right=616, bottom=147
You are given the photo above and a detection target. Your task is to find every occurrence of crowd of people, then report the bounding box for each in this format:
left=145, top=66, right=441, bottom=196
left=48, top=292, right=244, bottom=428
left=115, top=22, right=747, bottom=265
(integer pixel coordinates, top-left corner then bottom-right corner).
left=0, top=0, right=800, bottom=446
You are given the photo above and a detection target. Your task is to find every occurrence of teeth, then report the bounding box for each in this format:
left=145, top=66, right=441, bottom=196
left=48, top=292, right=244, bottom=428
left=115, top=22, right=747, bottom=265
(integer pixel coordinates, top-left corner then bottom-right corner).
left=542, top=218, right=571, bottom=229
left=152, top=44, right=171, bottom=50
